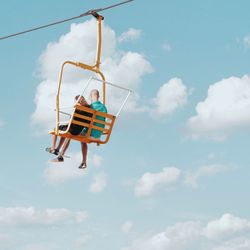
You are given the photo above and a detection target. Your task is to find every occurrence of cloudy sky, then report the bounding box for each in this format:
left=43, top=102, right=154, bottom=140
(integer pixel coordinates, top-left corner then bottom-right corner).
left=1, top=0, right=250, bottom=249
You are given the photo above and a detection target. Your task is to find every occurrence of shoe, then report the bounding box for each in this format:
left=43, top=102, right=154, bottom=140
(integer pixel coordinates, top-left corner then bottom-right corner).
left=51, top=155, right=64, bottom=162
left=46, top=147, right=59, bottom=155
left=78, top=162, right=87, bottom=169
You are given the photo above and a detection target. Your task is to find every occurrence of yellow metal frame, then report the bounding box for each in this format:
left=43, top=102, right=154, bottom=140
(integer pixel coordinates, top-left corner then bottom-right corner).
left=55, top=15, right=108, bottom=138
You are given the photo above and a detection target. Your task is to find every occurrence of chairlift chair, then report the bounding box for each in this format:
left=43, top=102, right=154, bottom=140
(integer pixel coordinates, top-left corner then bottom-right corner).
left=49, top=13, right=132, bottom=146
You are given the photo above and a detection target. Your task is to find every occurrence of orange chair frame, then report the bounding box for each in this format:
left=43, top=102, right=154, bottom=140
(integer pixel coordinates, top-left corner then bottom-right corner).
left=50, top=14, right=115, bottom=145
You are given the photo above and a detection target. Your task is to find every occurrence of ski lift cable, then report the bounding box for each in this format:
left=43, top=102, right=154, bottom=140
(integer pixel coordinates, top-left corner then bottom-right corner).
left=0, top=0, right=134, bottom=41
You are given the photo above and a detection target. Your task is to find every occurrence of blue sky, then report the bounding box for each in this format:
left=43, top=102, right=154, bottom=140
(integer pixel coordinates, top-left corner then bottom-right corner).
left=1, top=1, right=250, bottom=249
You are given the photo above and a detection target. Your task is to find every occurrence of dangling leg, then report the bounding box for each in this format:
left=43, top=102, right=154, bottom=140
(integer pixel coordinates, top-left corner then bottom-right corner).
left=56, top=137, right=66, bottom=152
left=61, top=138, right=71, bottom=156
left=79, top=142, right=88, bottom=169
left=52, top=135, right=57, bottom=150
left=46, top=124, right=68, bottom=155
left=46, top=135, right=59, bottom=155
left=51, top=138, right=70, bottom=163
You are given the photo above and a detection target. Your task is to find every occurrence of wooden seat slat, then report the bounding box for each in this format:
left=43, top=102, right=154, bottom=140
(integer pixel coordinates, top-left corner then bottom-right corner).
left=71, top=120, right=110, bottom=134
left=73, top=112, right=112, bottom=126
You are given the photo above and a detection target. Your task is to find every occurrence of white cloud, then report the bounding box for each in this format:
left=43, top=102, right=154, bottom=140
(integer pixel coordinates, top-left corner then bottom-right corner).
left=121, top=221, right=134, bottom=234
left=134, top=167, right=181, bottom=197
left=74, top=233, right=92, bottom=248
left=0, top=206, right=88, bottom=226
left=162, top=42, right=172, bottom=52
left=152, top=78, right=188, bottom=117
left=43, top=151, right=102, bottom=184
left=243, top=35, right=250, bottom=49
left=118, top=28, right=142, bottom=43
left=134, top=163, right=233, bottom=197
left=89, top=172, right=107, bottom=193
left=123, top=214, right=250, bottom=250
left=184, top=164, right=233, bottom=188
left=123, top=221, right=202, bottom=250
left=43, top=152, right=86, bottom=184
left=0, top=233, right=11, bottom=246
left=75, top=211, right=89, bottom=223
left=21, top=244, right=57, bottom=250
left=187, top=75, right=250, bottom=140
left=203, top=213, right=250, bottom=239
left=213, top=238, right=250, bottom=250
left=92, top=154, right=103, bottom=167
left=32, top=19, right=152, bottom=132
left=0, top=233, right=9, bottom=241
left=0, top=119, right=5, bottom=129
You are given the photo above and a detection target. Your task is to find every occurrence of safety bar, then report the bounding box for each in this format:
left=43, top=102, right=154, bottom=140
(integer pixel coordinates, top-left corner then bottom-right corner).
left=92, top=77, right=133, bottom=117
left=78, top=76, right=94, bottom=101
left=58, top=110, right=71, bottom=116
left=92, top=77, right=133, bottom=92
left=116, top=90, right=132, bottom=117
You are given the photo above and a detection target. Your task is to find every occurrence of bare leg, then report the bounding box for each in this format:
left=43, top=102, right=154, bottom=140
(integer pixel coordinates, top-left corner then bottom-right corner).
left=61, top=138, right=71, bottom=156
left=56, top=137, right=66, bottom=152
left=50, top=138, right=69, bottom=163
left=46, top=135, right=59, bottom=154
left=81, top=142, right=88, bottom=165
left=51, top=135, right=57, bottom=150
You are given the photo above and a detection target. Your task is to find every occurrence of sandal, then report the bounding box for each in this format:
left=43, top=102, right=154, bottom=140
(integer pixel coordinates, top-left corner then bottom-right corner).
left=78, top=162, right=87, bottom=169
left=50, top=155, right=64, bottom=163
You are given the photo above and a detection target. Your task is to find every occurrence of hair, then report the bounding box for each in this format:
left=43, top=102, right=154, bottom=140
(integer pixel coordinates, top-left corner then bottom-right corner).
left=75, top=95, right=90, bottom=107
left=91, top=89, right=100, bottom=98
left=75, top=95, right=82, bottom=101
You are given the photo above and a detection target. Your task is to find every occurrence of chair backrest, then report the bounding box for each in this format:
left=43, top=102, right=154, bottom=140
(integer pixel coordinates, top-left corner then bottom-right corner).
left=70, top=105, right=116, bottom=144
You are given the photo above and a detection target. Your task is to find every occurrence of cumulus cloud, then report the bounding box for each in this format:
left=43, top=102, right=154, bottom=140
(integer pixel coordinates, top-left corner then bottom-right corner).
left=21, top=243, right=59, bottom=250
left=123, top=214, right=250, bottom=250
left=118, top=28, right=142, bottom=43
left=184, top=164, right=233, bottom=188
left=43, top=152, right=102, bottom=184
left=162, top=42, right=172, bottom=52
left=0, top=233, right=11, bottom=247
left=152, top=78, right=188, bottom=118
left=122, top=221, right=202, bottom=250
left=134, top=163, right=232, bottom=197
left=0, top=119, right=5, bottom=129
left=121, top=221, right=134, bottom=234
left=89, top=172, right=107, bottom=193
left=203, top=213, right=250, bottom=239
left=0, top=233, right=9, bottom=241
left=0, top=206, right=88, bottom=226
left=213, top=238, right=250, bottom=250
left=32, top=19, right=152, bottom=132
left=74, top=233, right=92, bottom=248
left=92, top=154, right=103, bottom=167
left=187, top=75, right=250, bottom=140
left=134, top=167, right=181, bottom=197
left=243, top=35, right=250, bottom=49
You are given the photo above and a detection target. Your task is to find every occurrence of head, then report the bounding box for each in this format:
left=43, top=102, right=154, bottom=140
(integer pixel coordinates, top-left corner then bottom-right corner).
left=90, top=89, right=100, bottom=103
left=75, top=95, right=89, bottom=106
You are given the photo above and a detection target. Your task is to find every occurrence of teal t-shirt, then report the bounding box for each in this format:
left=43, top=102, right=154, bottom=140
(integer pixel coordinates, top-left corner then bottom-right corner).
left=90, top=101, right=107, bottom=138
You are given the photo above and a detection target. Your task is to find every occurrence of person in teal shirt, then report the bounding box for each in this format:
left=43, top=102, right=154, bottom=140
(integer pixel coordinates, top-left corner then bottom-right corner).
left=90, top=96, right=108, bottom=138
left=79, top=89, right=107, bottom=169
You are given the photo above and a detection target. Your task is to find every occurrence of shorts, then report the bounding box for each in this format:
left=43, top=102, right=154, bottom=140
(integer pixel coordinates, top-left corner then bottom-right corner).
left=58, top=124, right=82, bottom=136
left=59, top=125, right=68, bottom=131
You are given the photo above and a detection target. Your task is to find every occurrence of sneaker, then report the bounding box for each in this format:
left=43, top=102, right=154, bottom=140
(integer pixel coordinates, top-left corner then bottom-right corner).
left=51, top=155, right=64, bottom=163
left=78, top=162, right=87, bottom=169
left=46, top=147, right=59, bottom=155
